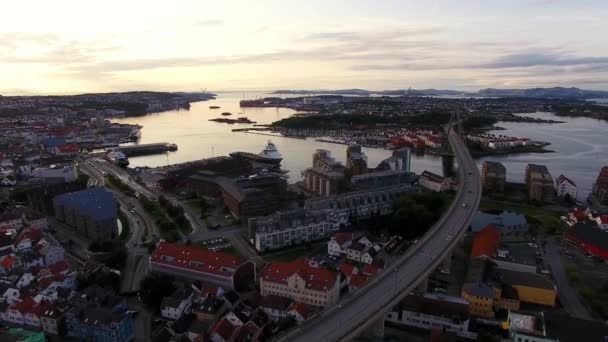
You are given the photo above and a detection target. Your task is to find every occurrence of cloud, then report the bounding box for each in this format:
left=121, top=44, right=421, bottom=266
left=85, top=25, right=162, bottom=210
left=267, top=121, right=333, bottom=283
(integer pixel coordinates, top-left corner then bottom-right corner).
left=0, top=32, right=61, bottom=52
left=478, top=53, right=608, bottom=69
left=195, top=19, right=224, bottom=27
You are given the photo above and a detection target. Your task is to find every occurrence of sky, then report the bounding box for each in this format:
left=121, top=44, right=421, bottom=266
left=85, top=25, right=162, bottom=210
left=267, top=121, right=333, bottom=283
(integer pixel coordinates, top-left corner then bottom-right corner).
left=1, top=0, right=607, bottom=95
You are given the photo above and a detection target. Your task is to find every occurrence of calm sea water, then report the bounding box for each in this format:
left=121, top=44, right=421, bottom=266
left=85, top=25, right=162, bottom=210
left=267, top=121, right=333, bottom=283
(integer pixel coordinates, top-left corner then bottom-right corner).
left=111, top=92, right=444, bottom=181
left=478, top=112, right=608, bottom=200
left=112, top=93, right=608, bottom=199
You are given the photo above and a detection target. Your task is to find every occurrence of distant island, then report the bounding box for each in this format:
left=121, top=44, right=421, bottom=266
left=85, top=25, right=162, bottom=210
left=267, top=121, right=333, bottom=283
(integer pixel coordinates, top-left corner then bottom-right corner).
left=0, top=91, right=216, bottom=117
left=272, top=86, right=608, bottom=100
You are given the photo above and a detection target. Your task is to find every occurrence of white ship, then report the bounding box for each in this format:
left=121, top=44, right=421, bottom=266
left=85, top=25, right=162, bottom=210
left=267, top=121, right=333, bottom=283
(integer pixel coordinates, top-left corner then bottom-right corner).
left=230, top=140, right=283, bottom=165
left=105, top=150, right=129, bottom=167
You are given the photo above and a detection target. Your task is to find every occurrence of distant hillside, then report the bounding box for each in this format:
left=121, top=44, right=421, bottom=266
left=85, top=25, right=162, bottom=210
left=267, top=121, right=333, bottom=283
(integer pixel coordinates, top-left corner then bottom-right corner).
left=476, top=87, right=608, bottom=99
left=272, top=87, right=608, bottom=99
left=273, top=89, right=371, bottom=95
left=272, top=88, right=470, bottom=96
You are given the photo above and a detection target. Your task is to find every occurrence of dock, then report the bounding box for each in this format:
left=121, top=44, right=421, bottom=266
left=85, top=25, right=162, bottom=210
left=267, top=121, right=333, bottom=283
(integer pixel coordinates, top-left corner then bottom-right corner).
left=114, top=142, right=178, bottom=157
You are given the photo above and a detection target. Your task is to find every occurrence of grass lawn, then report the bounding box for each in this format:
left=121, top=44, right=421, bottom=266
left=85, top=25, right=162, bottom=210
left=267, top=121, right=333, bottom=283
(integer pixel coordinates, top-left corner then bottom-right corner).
left=479, top=199, right=564, bottom=234
left=183, top=200, right=203, bottom=216
left=263, top=242, right=327, bottom=262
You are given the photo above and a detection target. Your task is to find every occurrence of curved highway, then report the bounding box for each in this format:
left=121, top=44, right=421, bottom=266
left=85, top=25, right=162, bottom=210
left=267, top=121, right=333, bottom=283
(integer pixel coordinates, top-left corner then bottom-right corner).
left=277, top=127, right=481, bottom=342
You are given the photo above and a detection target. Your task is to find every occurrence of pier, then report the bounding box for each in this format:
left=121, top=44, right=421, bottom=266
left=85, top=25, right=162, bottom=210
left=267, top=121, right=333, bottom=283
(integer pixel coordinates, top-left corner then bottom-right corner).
left=113, top=142, right=178, bottom=157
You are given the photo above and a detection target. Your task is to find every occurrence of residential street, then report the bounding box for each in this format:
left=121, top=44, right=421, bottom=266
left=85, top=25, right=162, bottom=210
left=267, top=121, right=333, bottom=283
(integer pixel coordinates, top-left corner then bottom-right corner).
left=543, top=239, right=592, bottom=320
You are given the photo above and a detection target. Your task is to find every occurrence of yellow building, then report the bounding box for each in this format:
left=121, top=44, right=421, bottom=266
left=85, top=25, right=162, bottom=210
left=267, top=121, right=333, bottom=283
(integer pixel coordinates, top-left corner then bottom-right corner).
left=463, top=257, right=557, bottom=319
left=461, top=283, right=495, bottom=318
left=498, top=267, right=557, bottom=307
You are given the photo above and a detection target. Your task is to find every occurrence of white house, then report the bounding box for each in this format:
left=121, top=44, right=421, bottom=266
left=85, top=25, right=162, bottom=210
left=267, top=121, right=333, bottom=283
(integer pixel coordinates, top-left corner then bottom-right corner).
left=595, top=215, right=608, bottom=231
left=43, top=246, right=65, bottom=267
left=23, top=254, right=45, bottom=271
left=360, top=249, right=377, bottom=265
left=160, top=297, right=192, bottom=320
left=16, top=273, right=35, bottom=289
left=386, top=293, right=474, bottom=339
left=0, top=176, right=16, bottom=187
left=346, top=242, right=367, bottom=262
left=23, top=212, right=48, bottom=230
left=419, top=171, right=451, bottom=192
left=223, top=311, right=245, bottom=327
left=3, top=288, right=21, bottom=304
left=0, top=211, right=23, bottom=230
left=555, top=174, right=578, bottom=199
left=327, top=232, right=353, bottom=257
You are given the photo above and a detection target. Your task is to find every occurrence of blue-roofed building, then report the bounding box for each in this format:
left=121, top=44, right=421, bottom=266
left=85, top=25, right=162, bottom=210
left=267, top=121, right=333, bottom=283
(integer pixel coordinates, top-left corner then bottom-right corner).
left=53, top=187, right=118, bottom=241
left=66, top=306, right=134, bottom=342
left=41, top=138, right=67, bottom=151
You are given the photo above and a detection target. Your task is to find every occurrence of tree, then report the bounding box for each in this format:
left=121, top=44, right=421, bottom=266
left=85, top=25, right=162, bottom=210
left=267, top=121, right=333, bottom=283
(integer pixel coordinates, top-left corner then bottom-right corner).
left=388, top=193, right=449, bottom=239
left=140, top=274, right=175, bottom=312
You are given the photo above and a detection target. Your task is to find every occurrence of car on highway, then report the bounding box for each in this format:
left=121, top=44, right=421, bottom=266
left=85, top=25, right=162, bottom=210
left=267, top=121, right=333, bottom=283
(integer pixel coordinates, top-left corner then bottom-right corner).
left=132, top=241, right=137, bottom=247
left=461, top=203, right=467, bottom=207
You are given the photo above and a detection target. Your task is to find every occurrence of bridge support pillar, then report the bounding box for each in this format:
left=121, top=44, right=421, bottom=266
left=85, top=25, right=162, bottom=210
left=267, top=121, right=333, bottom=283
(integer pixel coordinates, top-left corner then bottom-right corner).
left=441, top=251, right=452, bottom=274
left=363, top=316, right=385, bottom=339
left=415, top=276, right=428, bottom=293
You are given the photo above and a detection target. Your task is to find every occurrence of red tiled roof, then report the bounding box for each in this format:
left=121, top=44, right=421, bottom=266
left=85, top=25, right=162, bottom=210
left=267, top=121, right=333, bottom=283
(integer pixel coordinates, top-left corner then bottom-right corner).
left=0, top=255, right=15, bottom=269
left=22, top=300, right=53, bottom=316
left=211, top=318, right=236, bottom=340
left=151, top=242, right=250, bottom=278
left=288, top=302, right=313, bottom=319
left=331, top=232, right=353, bottom=247
left=571, top=209, right=587, bottom=221
left=349, top=274, right=369, bottom=289
left=362, top=263, right=381, bottom=277
left=556, top=174, right=576, bottom=186
left=20, top=228, right=43, bottom=242
left=57, top=144, right=79, bottom=153
left=49, top=260, right=69, bottom=275
left=471, top=225, right=501, bottom=258
left=339, top=263, right=357, bottom=277
left=261, top=258, right=337, bottom=291
left=38, top=277, right=53, bottom=290
left=600, top=215, right=608, bottom=224
left=13, top=296, right=37, bottom=314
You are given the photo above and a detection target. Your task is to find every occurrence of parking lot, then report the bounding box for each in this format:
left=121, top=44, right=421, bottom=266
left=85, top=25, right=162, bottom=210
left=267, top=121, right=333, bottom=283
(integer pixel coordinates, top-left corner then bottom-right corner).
left=198, top=237, right=233, bottom=253
left=563, top=242, right=608, bottom=283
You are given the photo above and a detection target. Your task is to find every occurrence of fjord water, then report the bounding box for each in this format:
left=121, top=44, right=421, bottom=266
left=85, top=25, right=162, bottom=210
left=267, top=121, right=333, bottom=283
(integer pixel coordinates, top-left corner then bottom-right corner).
left=112, top=93, right=608, bottom=200
left=479, top=112, right=608, bottom=200
left=111, top=92, right=445, bottom=180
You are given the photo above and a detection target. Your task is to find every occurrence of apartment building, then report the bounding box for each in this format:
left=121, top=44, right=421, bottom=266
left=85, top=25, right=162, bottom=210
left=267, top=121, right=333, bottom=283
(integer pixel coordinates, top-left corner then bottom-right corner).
left=248, top=209, right=345, bottom=252
left=525, top=164, right=555, bottom=203
left=260, top=259, right=340, bottom=307
left=150, top=242, right=256, bottom=291
left=481, top=161, right=506, bottom=194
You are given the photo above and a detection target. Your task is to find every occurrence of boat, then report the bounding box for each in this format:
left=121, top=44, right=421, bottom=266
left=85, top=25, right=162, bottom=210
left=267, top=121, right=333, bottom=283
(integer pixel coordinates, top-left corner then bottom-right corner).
left=209, top=106, right=220, bottom=109
left=230, top=140, right=283, bottom=165
left=105, top=150, right=129, bottom=167
left=221, top=112, right=232, bottom=116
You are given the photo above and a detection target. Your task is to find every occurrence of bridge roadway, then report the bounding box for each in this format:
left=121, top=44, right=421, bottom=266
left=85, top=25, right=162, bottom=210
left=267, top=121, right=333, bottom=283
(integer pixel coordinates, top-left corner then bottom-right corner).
left=277, top=127, right=481, bottom=342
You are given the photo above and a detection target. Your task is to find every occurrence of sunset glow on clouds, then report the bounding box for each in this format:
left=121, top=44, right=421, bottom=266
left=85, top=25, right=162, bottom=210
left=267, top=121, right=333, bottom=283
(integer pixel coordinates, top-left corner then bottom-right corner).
left=1, top=0, right=607, bottom=94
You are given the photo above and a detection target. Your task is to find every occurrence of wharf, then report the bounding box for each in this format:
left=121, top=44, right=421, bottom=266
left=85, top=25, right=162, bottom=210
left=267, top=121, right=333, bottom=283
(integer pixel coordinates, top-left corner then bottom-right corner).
left=117, top=142, right=178, bottom=157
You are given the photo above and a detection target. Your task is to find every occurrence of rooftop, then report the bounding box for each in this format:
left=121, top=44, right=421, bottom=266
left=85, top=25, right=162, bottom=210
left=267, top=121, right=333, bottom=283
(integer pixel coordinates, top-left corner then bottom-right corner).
left=53, top=187, right=117, bottom=221
left=261, top=258, right=337, bottom=292
left=151, top=241, right=251, bottom=278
